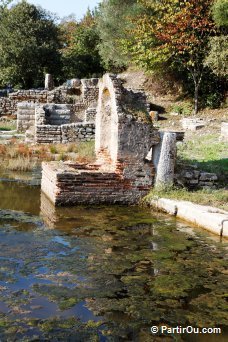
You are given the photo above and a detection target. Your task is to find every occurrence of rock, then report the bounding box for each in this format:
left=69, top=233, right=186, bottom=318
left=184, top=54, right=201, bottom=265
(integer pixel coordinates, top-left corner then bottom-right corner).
left=181, top=118, right=206, bottom=131
left=70, top=78, right=81, bottom=87
left=220, top=122, right=228, bottom=142
left=199, top=172, right=218, bottom=181
left=149, top=111, right=159, bottom=121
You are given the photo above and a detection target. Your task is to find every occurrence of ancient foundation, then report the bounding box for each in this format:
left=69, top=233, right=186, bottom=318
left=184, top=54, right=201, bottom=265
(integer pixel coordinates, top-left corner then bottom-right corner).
left=41, top=74, right=161, bottom=205
left=15, top=77, right=99, bottom=142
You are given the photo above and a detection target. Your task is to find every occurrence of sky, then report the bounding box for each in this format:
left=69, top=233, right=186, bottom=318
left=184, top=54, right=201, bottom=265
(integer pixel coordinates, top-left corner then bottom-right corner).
left=13, top=1, right=101, bottom=20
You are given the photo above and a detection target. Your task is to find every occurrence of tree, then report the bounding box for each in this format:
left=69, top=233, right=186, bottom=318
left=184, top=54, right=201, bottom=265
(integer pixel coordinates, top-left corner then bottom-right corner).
left=126, top=0, right=216, bottom=114
left=204, top=0, right=228, bottom=77
left=0, top=0, right=62, bottom=88
left=204, top=36, right=228, bottom=77
left=60, top=9, right=104, bottom=79
left=96, top=0, right=141, bottom=71
left=212, top=0, right=228, bottom=27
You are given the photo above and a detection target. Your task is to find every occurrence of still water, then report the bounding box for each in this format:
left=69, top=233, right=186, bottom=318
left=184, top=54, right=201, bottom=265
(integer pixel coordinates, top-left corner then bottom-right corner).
left=0, top=172, right=227, bottom=341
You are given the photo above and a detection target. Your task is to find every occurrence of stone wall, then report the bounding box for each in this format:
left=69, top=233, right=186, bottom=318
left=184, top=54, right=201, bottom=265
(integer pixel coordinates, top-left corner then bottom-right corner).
left=85, top=107, right=97, bottom=123
left=62, top=123, right=95, bottom=143
left=2, top=77, right=99, bottom=117
left=41, top=73, right=162, bottom=206
left=175, top=169, right=218, bottom=189
left=36, top=125, right=62, bottom=144
left=36, top=123, right=95, bottom=144
left=0, top=97, right=17, bottom=116
left=17, top=102, right=36, bottom=131
left=81, top=79, right=99, bottom=106
left=42, top=104, right=74, bottom=125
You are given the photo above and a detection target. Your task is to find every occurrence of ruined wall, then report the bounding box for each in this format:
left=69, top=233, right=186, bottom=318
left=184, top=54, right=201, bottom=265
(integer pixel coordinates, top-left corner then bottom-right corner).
left=17, top=102, right=36, bottom=131
left=81, top=79, right=99, bottom=106
left=36, top=125, right=62, bottom=144
left=42, top=104, right=74, bottom=126
left=41, top=74, right=162, bottom=206
left=175, top=169, right=218, bottom=189
left=1, top=78, right=99, bottom=117
left=36, top=123, right=95, bottom=144
left=61, top=123, right=95, bottom=143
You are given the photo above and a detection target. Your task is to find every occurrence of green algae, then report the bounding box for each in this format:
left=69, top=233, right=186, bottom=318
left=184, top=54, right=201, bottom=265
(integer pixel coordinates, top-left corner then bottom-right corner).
left=33, top=284, right=79, bottom=310
left=0, top=179, right=228, bottom=340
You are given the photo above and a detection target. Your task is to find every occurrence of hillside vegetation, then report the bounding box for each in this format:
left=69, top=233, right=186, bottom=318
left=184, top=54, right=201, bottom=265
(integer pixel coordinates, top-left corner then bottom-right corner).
left=0, top=0, right=226, bottom=115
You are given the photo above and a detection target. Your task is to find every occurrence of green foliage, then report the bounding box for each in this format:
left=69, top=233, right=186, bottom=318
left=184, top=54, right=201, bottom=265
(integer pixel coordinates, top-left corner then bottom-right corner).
left=204, top=35, right=228, bottom=77
left=0, top=0, right=62, bottom=88
left=124, top=0, right=216, bottom=113
left=96, top=0, right=142, bottom=70
left=170, top=102, right=193, bottom=116
left=60, top=10, right=104, bottom=79
left=212, top=0, right=228, bottom=27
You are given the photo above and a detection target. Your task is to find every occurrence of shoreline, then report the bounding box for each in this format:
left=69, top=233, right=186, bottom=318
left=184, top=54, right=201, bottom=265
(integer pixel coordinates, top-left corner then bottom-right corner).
left=146, top=197, right=228, bottom=238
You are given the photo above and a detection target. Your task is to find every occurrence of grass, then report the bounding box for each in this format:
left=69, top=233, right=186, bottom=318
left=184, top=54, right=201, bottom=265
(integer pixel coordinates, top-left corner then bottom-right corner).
left=0, top=121, right=17, bottom=131
left=76, top=141, right=96, bottom=163
left=145, top=132, right=228, bottom=211
left=144, top=186, right=228, bottom=211
left=6, top=157, right=38, bottom=171
left=177, top=133, right=228, bottom=175
left=0, top=140, right=95, bottom=172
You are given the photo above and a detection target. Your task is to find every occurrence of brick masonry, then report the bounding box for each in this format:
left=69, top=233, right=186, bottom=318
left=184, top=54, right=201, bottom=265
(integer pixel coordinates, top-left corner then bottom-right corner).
left=41, top=74, right=162, bottom=206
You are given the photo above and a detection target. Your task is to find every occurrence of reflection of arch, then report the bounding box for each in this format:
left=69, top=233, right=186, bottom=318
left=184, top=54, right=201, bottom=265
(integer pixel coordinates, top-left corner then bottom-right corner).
left=95, top=76, right=119, bottom=165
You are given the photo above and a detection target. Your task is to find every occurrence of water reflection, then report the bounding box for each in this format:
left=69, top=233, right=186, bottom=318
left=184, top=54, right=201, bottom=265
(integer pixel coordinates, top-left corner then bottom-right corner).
left=0, top=177, right=227, bottom=340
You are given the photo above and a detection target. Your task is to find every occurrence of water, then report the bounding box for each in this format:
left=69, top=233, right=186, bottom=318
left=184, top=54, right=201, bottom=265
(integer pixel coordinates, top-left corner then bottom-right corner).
left=0, top=171, right=227, bottom=341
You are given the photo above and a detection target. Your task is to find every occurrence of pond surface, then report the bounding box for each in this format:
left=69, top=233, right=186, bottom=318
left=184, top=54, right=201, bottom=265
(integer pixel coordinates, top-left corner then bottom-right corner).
left=0, top=171, right=227, bottom=341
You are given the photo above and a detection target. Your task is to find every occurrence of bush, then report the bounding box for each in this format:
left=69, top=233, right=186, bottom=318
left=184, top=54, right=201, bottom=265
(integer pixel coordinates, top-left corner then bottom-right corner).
left=170, top=102, right=193, bottom=115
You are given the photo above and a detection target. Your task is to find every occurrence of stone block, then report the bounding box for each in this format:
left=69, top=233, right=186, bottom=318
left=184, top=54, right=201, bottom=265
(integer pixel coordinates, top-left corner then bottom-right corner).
left=176, top=201, right=228, bottom=236
left=157, top=198, right=178, bottom=215
left=199, top=172, right=218, bottom=181
left=181, top=118, right=206, bottom=131
left=220, top=122, right=228, bottom=141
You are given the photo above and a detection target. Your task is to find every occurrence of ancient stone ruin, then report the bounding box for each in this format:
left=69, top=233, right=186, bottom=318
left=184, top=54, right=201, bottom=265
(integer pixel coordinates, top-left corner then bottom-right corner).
left=41, top=74, right=173, bottom=205
left=16, top=78, right=99, bottom=143
left=220, top=122, right=228, bottom=142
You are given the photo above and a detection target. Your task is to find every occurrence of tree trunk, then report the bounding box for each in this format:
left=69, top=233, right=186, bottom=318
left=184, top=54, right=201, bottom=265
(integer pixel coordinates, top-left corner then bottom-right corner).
left=194, top=83, right=199, bottom=115
left=191, top=68, right=203, bottom=116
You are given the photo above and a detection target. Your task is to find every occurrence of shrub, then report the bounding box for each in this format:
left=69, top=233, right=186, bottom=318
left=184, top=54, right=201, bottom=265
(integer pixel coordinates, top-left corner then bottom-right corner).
left=49, top=145, right=58, bottom=154
left=170, top=102, right=193, bottom=115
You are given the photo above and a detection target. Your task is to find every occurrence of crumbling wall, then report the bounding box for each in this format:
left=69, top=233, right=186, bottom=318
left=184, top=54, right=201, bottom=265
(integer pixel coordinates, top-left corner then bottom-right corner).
left=2, top=77, right=99, bottom=117
left=61, top=123, right=95, bottom=143
left=41, top=74, right=163, bottom=206
left=35, top=123, right=95, bottom=144
left=42, top=104, right=74, bottom=125
left=36, top=125, right=62, bottom=144
left=81, top=78, right=99, bottom=106
left=175, top=169, right=218, bottom=189
left=17, top=102, right=36, bottom=131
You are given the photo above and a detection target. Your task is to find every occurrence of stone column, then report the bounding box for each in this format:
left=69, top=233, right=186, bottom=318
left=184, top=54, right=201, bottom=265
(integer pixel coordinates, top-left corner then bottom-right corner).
left=153, top=132, right=176, bottom=188
left=44, top=74, right=54, bottom=90
left=220, top=122, right=228, bottom=142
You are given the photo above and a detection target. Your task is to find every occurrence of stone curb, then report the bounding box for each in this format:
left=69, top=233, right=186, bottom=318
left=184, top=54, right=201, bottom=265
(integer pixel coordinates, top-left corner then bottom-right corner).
left=150, top=198, right=228, bottom=238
